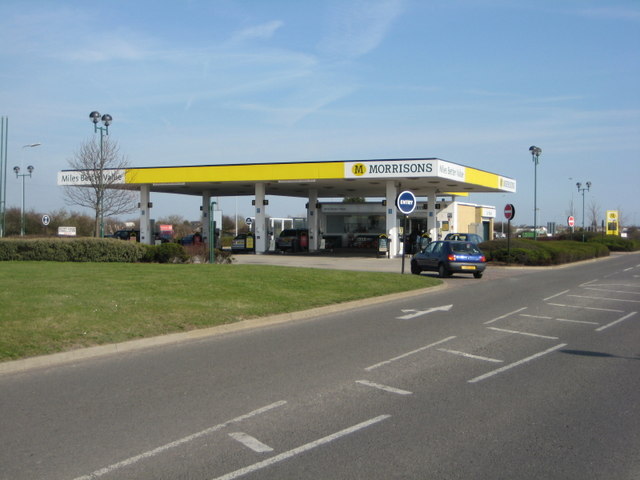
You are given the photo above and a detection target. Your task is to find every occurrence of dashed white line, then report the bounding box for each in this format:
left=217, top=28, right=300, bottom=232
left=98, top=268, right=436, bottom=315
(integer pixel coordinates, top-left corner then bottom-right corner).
left=71, top=401, right=287, bottom=480
left=438, top=349, right=503, bottom=363
left=468, top=343, right=567, bottom=384
left=547, top=303, right=624, bottom=313
left=211, top=415, right=391, bottom=480
left=484, top=307, right=527, bottom=325
left=595, top=311, right=637, bottom=332
left=229, top=432, right=274, bottom=453
left=487, top=327, right=559, bottom=340
left=520, top=314, right=553, bottom=319
left=356, top=380, right=413, bottom=395
left=365, top=336, right=456, bottom=371
left=555, top=318, right=599, bottom=325
left=568, top=294, right=640, bottom=304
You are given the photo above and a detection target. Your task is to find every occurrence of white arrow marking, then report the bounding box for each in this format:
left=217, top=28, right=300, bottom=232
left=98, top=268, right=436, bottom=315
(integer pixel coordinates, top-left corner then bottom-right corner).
left=397, top=304, right=453, bottom=320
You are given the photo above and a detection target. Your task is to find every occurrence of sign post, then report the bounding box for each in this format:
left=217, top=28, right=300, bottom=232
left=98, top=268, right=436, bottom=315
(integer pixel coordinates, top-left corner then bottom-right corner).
left=396, top=191, right=417, bottom=274
left=504, top=204, right=515, bottom=265
left=567, top=215, right=575, bottom=241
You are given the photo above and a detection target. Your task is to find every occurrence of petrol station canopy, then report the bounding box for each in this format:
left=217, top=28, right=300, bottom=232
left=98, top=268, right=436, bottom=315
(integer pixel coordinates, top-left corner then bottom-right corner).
left=59, top=157, right=517, bottom=198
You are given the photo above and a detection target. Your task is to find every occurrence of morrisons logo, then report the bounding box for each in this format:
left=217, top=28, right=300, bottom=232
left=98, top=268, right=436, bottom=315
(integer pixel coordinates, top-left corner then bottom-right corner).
left=351, top=163, right=367, bottom=176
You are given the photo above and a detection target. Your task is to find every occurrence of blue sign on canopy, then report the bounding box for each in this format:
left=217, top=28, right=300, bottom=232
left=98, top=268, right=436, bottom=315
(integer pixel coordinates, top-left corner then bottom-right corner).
left=396, top=190, right=417, bottom=215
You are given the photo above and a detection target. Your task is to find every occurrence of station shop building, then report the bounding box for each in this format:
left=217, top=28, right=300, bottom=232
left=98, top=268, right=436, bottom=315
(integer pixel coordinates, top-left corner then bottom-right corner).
left=58, top=157, right=516, bottom=257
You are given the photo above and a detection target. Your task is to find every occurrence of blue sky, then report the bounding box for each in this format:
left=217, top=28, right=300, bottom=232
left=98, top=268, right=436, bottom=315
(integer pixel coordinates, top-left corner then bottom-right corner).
left=1, top=0, right=639, bottom=227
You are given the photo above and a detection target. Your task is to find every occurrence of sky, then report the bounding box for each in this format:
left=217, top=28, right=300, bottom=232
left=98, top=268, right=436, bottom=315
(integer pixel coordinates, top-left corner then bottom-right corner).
left=1, top=0, right=639, bottom=228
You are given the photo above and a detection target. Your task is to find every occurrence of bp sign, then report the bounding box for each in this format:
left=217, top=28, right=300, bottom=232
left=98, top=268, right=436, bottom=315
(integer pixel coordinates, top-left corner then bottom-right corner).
left=396, top=190, right=417, bottom=215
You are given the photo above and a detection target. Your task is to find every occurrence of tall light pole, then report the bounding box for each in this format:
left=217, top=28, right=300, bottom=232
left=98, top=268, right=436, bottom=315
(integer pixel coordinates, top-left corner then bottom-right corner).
left=576, top=181, right=591, bottom=242
left=13, top=143, right=41, bottom=236
left=89, top=111, right=112, bottom=238
left=13, top=164, right=34, bottom=236
left=529, top=146, right=542, bottom=240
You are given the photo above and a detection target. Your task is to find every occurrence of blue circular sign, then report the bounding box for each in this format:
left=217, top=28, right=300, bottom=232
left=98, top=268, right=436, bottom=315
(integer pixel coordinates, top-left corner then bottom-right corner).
left=396, top=190, right=417, bottom=215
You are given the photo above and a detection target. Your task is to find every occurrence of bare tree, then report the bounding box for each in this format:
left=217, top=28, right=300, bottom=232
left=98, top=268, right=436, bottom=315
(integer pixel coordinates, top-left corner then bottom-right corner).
left=64, top=138, right=137, bottom=237
left=588, top=199, right=601, bottom=231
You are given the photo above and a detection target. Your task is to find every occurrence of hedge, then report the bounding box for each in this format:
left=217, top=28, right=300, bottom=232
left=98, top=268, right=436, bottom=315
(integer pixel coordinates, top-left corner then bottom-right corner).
left=481, top=239, right=610, bottom=266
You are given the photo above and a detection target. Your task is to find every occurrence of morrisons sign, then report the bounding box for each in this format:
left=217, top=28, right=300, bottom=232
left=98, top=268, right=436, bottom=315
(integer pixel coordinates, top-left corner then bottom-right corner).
left=344, top=159, right=465, bottom=182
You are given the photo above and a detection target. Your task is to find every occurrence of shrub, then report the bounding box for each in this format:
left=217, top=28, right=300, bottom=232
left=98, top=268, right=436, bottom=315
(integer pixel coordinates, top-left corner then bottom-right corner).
left=146, top=242, right=189, bottom=263
left=481, top=239, right=609, bottom=266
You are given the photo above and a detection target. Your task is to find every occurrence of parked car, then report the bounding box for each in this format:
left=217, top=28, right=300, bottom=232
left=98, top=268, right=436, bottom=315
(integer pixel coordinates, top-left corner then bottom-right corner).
left=444, top=233, right=483, bottom=244
left=411, top=240, right=487, bottom=278
left=275, top=229, right=308, bottom=252
left=231, top=233, right=255, bottom=253
left=111, top=229, right=140, bottom=241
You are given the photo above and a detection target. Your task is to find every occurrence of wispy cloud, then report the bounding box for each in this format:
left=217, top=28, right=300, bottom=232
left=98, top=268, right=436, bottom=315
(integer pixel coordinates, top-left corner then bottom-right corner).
left=578, top=6, right=640, bottom=21
left=229, top=20, right=284, bottom=43
left=318, top=0, right=405, bottom=58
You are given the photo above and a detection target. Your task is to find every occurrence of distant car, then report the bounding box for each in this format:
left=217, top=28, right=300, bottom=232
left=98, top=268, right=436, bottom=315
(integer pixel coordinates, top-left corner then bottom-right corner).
left=231, top=233, right=255, bottom=253
left=111, top=229, right=140, bottom=242
left=350, top=234, right=379, bottom=249
left=411, top=240, right=487, bottom=278
left=275, top=229, right=308, bottom=252
left=444, top=233, right=483, bottom=244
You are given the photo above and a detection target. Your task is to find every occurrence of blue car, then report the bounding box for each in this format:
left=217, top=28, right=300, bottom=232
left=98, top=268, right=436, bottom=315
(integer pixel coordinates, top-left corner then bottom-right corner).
left=411, top=240, right=487, bottom=278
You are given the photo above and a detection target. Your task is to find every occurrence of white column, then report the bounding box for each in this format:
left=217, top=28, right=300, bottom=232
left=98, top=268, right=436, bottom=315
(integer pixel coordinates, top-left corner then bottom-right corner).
left=307, top=189, right=319, bottom=251
left=426, top=188, right=437, bottom=240
left=385, top=181, right=399, bottom=257
left=139, top=185, right=152, bottom=245
left=254, top=183, right=267, bottom=253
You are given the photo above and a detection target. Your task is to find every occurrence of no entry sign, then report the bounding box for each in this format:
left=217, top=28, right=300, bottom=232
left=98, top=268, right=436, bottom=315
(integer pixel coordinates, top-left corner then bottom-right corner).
left=568, top=216, right=575, bottom=227
left=504, top=204, right=515, bottom=221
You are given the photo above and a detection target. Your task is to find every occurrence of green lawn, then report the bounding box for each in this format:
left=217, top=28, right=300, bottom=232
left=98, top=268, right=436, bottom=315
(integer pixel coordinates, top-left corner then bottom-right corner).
left=0, top=262, right=438, bottom=361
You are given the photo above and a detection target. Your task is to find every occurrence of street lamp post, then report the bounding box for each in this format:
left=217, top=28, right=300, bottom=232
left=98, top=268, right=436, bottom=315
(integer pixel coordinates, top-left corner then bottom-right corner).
left=529, top=146, right=542, bottom=240
left=576, top=181, right=591, bottom=242
left=13, top=164, right=35, bottom=236
left=89, top=111, right=112, bottom=238
left=13, top=143, right=41, bottom=236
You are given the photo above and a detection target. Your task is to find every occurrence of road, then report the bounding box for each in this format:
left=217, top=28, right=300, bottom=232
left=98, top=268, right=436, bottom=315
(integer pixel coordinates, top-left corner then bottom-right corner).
left=1, top=253, right=639, bottom=479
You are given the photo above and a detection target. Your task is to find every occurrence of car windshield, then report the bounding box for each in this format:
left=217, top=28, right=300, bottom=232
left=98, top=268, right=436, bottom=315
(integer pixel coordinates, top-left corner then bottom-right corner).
left=450, top=242, right=481, bottom=254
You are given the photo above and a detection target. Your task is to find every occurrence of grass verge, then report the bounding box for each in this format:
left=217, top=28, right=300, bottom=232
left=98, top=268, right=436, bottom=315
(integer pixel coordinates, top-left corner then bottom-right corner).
left=0, top=262, right=438, bottom=362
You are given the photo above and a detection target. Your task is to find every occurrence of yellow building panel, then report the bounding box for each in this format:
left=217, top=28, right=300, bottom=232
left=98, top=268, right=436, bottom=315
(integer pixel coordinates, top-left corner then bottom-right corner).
left=464, top=168, right=499, bottom=189
left=125, top=162, right=345, bottom=184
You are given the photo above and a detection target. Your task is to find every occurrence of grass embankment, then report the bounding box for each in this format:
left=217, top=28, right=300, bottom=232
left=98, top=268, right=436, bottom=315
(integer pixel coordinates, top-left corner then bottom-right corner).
left=0, top=262, right=438, bottom=362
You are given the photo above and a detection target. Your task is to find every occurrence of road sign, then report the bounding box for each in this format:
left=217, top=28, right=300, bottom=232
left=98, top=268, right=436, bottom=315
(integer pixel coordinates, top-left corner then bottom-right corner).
left=245, top=217, right=253, bottom=226
left=396, top=191, right=417, bottom=215
left=568, top=216, right=575, bottom=227
left=504, top=204, right=515, bottom=220
left=41, top=214, right=50, bottom=226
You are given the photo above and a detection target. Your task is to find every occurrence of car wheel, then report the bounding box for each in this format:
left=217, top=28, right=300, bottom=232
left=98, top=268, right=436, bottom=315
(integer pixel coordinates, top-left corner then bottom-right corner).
left=410, top=260, right=421, bottom=275
left=473, top=272, right=483, bottom=279
left=438, top=263, right=449, bottom=278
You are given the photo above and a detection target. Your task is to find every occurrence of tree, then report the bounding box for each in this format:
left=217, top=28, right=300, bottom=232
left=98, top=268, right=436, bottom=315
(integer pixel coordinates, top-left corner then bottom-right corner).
left=588, top=199, right=601, bottom=232
left=64, top=138, right=137, bottom=237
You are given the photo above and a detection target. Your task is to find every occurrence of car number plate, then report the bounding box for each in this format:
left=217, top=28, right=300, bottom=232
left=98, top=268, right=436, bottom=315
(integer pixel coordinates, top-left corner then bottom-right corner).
left=461, top=265, right=476, bottom=270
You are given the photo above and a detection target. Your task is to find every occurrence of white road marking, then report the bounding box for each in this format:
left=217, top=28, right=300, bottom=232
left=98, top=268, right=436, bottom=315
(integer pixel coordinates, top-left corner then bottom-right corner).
left=468, top=343, right=567, bottom=384
left=397, top=304, right=453, bottom=320
left=364, top=336, right=456, bottom=371
left=484, top=307, right=527, bottom=325
left=554, top=318, right=599, bottom=325
left=595, top=311, right=637, bottom=332
left=210, top=415, right=391, bottom=480
left=547, top=302, right=624, bottom=313
left=521, top=312, right=598, bottom=325
left=229, top=432, right=274, bottom=453
left=71, top=401, right=287, bottom=480
left=356, top=380, right=413, bottom=395
left=438, top=349, right=503, bottom=363
left=544, top=290, right=570, bottom=301
left=568, top=294, right=640, bottom=304
left=487, top=327, right=559, bottom=340
left=584, top=287, right=640, bottom=295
